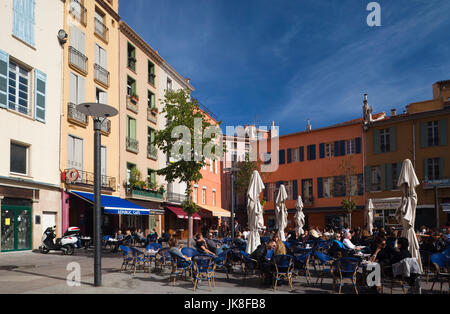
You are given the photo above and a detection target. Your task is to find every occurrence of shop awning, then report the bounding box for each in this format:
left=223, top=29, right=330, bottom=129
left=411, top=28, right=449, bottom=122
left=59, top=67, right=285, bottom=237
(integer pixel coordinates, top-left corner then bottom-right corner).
left=166, top=206, right=201, bottom=220
left=442, top=203, right=450, bottom=213
left=199, top=204, right=231, bottom=218
left=70, top=191, right=164, bottom=215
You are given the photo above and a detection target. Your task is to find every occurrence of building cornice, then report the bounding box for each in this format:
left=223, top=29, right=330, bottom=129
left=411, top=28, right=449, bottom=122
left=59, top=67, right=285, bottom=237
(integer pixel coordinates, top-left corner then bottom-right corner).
left=95, top=0, right=120, bottom=21
left=369, top=106, right=450, bottom=128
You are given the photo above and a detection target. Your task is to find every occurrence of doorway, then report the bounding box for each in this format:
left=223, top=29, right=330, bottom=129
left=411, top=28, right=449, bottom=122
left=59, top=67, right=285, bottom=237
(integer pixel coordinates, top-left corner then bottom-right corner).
left=1, top=205, right=32, bottom=252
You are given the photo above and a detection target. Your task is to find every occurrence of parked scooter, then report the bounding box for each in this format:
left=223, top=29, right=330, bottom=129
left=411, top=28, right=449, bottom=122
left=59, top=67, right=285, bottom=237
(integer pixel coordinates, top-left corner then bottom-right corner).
left=39, top=226, right=79, bottom=255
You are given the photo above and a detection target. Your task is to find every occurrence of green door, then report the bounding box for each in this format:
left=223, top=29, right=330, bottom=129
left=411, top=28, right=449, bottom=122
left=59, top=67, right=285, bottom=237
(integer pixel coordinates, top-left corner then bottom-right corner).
left=1, top=206, right=32, bottom=252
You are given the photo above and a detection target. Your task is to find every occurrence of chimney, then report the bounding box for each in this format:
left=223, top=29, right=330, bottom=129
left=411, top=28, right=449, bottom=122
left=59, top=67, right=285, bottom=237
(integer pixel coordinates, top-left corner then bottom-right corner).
left=186, top=78, right=191, bottom=83
left=391, top=109, right=397, bottom=116
left=306, top=119, right=312, bottom=132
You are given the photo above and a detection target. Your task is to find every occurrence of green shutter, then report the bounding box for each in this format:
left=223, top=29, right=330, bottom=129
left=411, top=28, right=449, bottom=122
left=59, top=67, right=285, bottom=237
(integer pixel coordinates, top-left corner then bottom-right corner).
left=380, top=164, right=386, bottom=191
left=34, top=69, right=46, bottom=123
left=130, top=118, right=136, bottom=139
left=424, top=158, right=429, bottom=180
left=395, top=162, right=402, bottom=188
left=440, top=118, right=448, bottom=146
left=439, top=158, right=444, bottom=180
left=390, top=127, right=397, bottom=152
left=0, top=50, right=8, bottom=108
left=365, top=166, right=371, bottom=192
left=373, top=130, right=381, bottom=154
left=385, top=163, right=393, bottom=191
left=420, top=122, right=428, bottom=148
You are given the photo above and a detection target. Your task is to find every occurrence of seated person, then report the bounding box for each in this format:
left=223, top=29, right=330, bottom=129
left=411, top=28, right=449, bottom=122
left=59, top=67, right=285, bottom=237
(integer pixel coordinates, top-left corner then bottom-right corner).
left=328, top=234, right=348, bottom=257
left=168, top=237, right=190, bottom=260
left=272, top=234, right=286, bottom=255
left=135, top=229, right=146, bottom=245
left=195, top=233, right=216, bottom=256
left=390, top=237, right=412, bottom=265
left=233, top=232, right=246, bottom=249
left=158, top=232, right=171, bottom=244
left=205, top=232, right=225, bottom=255
left=370, top=236, right=391, bottom=265
left=147, top=229, right=158, bottom=243
left=249, top=239, right=277, bottom=286
left=342, top=231, right=362, bottom=251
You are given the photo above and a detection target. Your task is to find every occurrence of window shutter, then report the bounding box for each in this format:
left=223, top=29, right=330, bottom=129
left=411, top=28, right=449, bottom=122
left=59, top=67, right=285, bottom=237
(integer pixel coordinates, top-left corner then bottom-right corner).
left=420, top=122, right=428, bottom=148
left=299, top=146, right=304, bottom=162
left=95, top=44, right=100, bottom=65
left=395, top=162, right=402, bottom=188
left=364, top=166, right=371, bottom=192
left=13, top=0, right=35, bottom=46
left=74, top=137, right=83, bottom=171
left=424, top=159, right=429, bottom=180
left=319, top=143, right=325, bottom=159
left=34, top=69, right=46, bottom=123
left=380, top=164, right=386, bottom=191
left=293, top=180, right=298, bottom=199
left=334, top=141, right=340, bottom=157
left=279, top=149, right=285, bottom=165
left=263, top=185, right=268, bottom=201
left=317, top=178, right=323, bottom=198
left=374, top=130, right=381, bottom=154
left=340, top=140, right=346, bottom=156
left=439, top=158, right=444, bottom=180
left=67, top=135, right=74, bottom=168
left=390, top=127, right=397, bottom=152
left=309, top=145, right=316, bottom=160
left=0, top=49, right=9, bottom=108
left=301, top=180, right=305, bottom=197
left=385, top=163, right=392, bottom=191
left=355, top=137, right=361, bottom=154
left=440, top=118, right=448, bottom=146
left=69, top=72, right=78, bottom=104
left=287, top=148, right=292, bottom=163
left=130, top=118, right=136, bottom=140
left=357, top=174, right=364, bottom=195
left=78, top=76, right=85, bottom=103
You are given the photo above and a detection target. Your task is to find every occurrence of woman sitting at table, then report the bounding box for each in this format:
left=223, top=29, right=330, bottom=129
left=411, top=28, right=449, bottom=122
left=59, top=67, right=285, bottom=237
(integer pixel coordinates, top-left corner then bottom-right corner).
left=168, top=238, right=190, bottom=260
left=272, top=233, right=286, bottom=255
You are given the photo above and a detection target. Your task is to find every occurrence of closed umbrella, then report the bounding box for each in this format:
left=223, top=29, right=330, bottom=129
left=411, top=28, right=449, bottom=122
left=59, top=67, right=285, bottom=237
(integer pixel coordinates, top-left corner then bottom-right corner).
left=275, top=184, right=288, bottom=241
left=365, top=199, right=374, bottom=235
left=395, top=159, right=423, bottom=272
left=294, top=196, right=305, bottom=237
left=246, top=170, right=265, bottom=254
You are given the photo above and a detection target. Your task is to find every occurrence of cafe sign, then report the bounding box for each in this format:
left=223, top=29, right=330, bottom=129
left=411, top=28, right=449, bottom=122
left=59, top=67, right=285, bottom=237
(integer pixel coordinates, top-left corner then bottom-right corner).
left=423, top=178, right=450, bottom=189
left=371, top=197, right=402, bottom=210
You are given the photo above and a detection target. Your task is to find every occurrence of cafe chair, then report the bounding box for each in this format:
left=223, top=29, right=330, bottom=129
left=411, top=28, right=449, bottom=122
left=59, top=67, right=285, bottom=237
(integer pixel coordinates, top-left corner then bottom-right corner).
left=272, top=254, right=295, bottom=292
left=335, top=257, right=360, bottom=294
left=293, top=250, right=312, bottom=286
left=192, top=255, right=216, bottom=291
left=168, top=252, right=193, bottom=286
left=430, top=252, right=450, bottom=293
left=119, top=245, right=133, bottom=272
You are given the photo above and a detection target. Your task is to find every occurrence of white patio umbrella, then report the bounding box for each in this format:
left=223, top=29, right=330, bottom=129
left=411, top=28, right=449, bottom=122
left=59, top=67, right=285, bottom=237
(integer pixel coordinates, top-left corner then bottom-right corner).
left=275, top=184, right=288, bottom=241
left=246, top=170, right=265, bottom=254
left=294, top=196, right=305, bottom=237
left=365, top=199, right=374, bottom=235
left=395, top=159, right=423, bottom=272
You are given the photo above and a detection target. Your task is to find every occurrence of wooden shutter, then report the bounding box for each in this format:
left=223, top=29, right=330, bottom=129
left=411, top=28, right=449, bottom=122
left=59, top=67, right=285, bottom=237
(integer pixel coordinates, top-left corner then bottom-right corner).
left=385, top=163, right=393, bottom=191
left=299, top=146, right=304, bottom=162
left=13, top=0, right=35, bottom=46
left=340, top=140, right=346, bottom=156
left=380, top=164, right=386, bottom=191
left=390, top=127, right=397, bottom=152
left=67, top=135, right=74, bottom=168
left=334, top=141, right=340, bottom=157
left=364, top=166, right=371, bottom=192
left=311, top=145, right=316, bottom=160
left=355, top=137, right=362, bottom=154
left=69, top=72, right=78, bottom=104
left=374, top=130, right=381, bottom=154
left=440, top=118, right=448, bottom=146
left=74, top=137, right=83, bottom=171
left=287, top=148, right=292, bottom=163
left=317, top=178, right=323, bottom=198
left=0, top=50, right=8, bottom=108
left=439, top=158, right=444, bottom=179
left=420, top=122, right=428, bottom=148
left=130, top=118, right=136, bottom=139
left=101, top=146, right=107, bottom=177
left=279, top=149, right=285, bottom=164
left=78, top=75, right=85, bottom=104
left=293, top=180, right=298, bottom=199
left=424, top=158, right=429, bottom=180
left=34, top=69, right=46, bottom=123
left=319, top=143, right=325, bottom=159
left=357, top=174, right=364, bottom=195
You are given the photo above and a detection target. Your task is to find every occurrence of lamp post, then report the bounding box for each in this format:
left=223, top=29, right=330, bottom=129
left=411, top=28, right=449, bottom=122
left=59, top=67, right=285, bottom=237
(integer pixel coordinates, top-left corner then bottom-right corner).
left=224, top=166, right=239, bottom=239
left=77, top=103, right=118, bottom=287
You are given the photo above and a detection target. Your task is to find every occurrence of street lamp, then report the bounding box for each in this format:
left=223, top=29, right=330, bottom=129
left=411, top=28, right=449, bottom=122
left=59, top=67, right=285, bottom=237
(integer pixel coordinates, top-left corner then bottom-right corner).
left=77, top=102, right=118, bottom=287
left=224, top=166, right=239, bottom=239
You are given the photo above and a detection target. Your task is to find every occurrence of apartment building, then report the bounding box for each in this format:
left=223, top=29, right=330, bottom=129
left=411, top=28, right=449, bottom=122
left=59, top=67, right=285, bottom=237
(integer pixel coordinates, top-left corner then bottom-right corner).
left=0, top=0, right=64, bottom=251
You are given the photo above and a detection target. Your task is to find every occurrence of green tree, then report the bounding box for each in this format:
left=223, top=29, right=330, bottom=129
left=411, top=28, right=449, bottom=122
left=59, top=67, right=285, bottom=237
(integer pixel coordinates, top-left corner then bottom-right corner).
left=338, top=155, right=357, bottom=227
left=153, top=89, right=221, bottom=246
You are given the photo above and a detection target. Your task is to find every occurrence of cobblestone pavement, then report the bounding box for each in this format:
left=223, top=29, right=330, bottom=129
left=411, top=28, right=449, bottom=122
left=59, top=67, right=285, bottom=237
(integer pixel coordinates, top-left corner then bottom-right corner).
left=0, top=249, right=447, bottom=294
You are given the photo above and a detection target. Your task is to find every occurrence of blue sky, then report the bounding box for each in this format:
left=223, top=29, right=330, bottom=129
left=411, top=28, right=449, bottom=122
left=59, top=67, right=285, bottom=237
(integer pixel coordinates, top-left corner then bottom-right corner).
left=119, top=0, right=450, bottom=135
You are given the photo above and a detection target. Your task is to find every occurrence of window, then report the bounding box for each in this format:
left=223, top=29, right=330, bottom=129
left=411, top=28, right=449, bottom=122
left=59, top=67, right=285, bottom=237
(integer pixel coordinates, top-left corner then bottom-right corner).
left=147, top=127, right=156, bottom=158
left=267, top=183, right=275, bottom=202
left=202, top=187, right=206, bottom=204
left=147, top=90, right=155, bottom=109
left=147, top=169, right=156, bottom=187
left=323, top=177, right=334, bottom=198
left=101, top=146, right=107, bottom=185
left=126, top=116, right=138, bottom=152
left=371, top=166, right=382, bottom=191
left=70, top=72, right=85, bottom=105
left=292, top=148, right=299, bottom=162
left=94, top=9, right=107, bottom=41
left=231, top=152, right=238, bottom=162
left=391, top=163, right=400, bottom=190
left=334, top=176, right=346, bottom=197
left=193, top=186, right=198, bottom=203
left=284, top=181, right=293, bottom=200
left=126, top=162, right=136, bottom=186
left=302, top=179, right=313, bottom=202
left=10, top=142, right=28, bottom=175
left=380, top=129, right=390, bottom=153
left=427, top=121, right=439, bottom=147
left=348, top=175, right=358, bottom=196
left=427, top=158, right=440, bottom=180
left=13, top=0, right=35, bottom=46
left=148, top=61, right=155, bottom=85
left=264, top=152, right=271, bottom=165
left=127, top=76, right=136, bottom=98
left=95, top=88, right=107, bottom=104
left=346, top=139, right=356, bottom=155
left=67, top=135, right=83, bottom=171
left=127, top=43, right=136, bottom=71
left=325, top=143, right=334, bottom=158
left=95, top=43, right=107, bottom=69
left=167, top=78, right=172, bottom=91
left=8, top=61, right=30, bottom=115
left=212, top=190, right=216, bottom=206
left=214, top=160, right=218, bottom=174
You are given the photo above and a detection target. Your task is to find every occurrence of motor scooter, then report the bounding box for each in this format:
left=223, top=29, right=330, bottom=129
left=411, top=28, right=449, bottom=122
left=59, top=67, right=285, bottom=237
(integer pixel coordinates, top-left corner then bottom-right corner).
left=38, top=226, right=79, bottom=255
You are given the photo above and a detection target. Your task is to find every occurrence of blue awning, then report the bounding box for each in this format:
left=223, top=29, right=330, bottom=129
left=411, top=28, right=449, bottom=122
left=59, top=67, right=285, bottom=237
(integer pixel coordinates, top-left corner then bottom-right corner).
left=70, top=191, right=164, bottom=216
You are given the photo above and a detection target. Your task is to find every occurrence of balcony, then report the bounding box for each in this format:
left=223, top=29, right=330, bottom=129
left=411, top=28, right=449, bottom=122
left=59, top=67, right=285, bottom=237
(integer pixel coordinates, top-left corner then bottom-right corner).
left=67, top=102, right=88, bottom=126
left=147, top=145, right=157, bottom=160
left=126, top=95, right=139, bottom=113
left=69, top=46, right=88, bottom=75
left=166, top=192, right=186, bottom=204
left=128, top=187, right=164, bottom=202
left=126, top=137, right=139, bottom=153
left=147, top=107, right=157, bottom=123
left=94, top=64, right=110, bottom=87
left=94, top=18, right=109, bottom=43
left=100, top=118, right=111, bottom=135
left=69, top=0, right=87, bottom=27
left=63, top=169, right=116, bottom=191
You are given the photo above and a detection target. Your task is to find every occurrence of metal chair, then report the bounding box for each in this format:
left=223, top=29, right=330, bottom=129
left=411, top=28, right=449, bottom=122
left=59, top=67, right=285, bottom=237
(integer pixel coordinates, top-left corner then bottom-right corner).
left=168, top=252, right=193, bottom=286
left=430, top=252, right=450, bottom=293
left=272, top=254, right=295, bottom=292
left=192, top=255, right=216, bottom=291
left=181, top=247, right=200, bottom=258
left=335, top=257, right=360, bottom=294
left=314, top=251, right=335, bottom=286
left=155, top=247, right=172, bottom=271
left=293, top=250, right=312, bottom=285
left=119, top=245, right=133, bottom=272
left=130, top=247, right=152, bottom=275
left=242, top=251, right=260, bottom=282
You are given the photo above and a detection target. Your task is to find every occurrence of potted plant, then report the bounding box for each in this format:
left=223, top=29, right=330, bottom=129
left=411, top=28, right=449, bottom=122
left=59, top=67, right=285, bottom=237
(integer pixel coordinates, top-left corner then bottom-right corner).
left=130, top=93, right=139, bottom=103
left=151, top=107, right=158, bottom=114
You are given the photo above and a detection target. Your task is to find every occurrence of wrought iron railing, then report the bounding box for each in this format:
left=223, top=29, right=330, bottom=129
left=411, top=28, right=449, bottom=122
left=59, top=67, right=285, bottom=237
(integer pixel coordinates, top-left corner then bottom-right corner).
left=64, top=169, right=116, bottom=191
left=126, top=137, right=139, bottom=153
left=100, top=118, right=111, bottom=135
left=94, top=64, right=109, bottom=87
left=69, top=46, right=88, bottom=74
left=67, top=102, right=88, bottom=126
left=94, top=17, right=109, bottom=43
left=166, top=192, right=186, bottom=204
left=69, top=0, right=87, bottom=26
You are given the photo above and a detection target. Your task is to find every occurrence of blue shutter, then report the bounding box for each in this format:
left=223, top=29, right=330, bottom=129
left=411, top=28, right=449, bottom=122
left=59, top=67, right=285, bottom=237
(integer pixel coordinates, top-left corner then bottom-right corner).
left=390, top=127, right=397, bottom=152
left=13, top=0, right=35, bottom=46
left=319, top=143, right=325, bottom=158
left=279, top=149, right=285, bottom=165
left=34, top=69, right=46, bottom=122
left=317, top=178, right=323, bottom=198
left=374, top=130, right=381, bottom=154
left=306, top=146, right=311, bottom=160
left=440, top=119, right=448, bottom=146
left=293, top=180, right=298, bottom=199
left=0, top=50, right=8, bottom=108
left=340, top=140, right=346, bottom=156
left=299, top=146, right=304, bottom=162
left=355, top=137, right=361, bottom=154
left=287, top=148, right=292, bottom=163
left=420, top=122, right=428, bottom=148
left=334, top=141, right=340, bottom=157
left=365, top=166, right=371, bottom=192
left=311, top=145, right=316, bottom=160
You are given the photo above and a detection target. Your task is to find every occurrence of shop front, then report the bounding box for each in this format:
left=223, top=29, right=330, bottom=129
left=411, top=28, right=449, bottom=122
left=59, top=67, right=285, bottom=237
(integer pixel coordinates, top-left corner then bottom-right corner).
left=165, top=205, right=201, bottom=240
left=198, top=204, right=231, bottom=235
left=369, top=197, right=402, bottom=229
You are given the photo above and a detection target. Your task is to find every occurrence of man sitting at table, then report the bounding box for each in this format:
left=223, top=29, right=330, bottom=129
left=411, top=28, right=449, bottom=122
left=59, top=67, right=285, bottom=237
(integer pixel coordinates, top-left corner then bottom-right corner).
left=250, top=239, right=277, bottom=287
left=328, top=233, right=348, bottom=257
left=195, top=233, right=216, bottom=256
left=205, top=232, right=226, bottom=255
left=342, top=231, right=362, bottom=251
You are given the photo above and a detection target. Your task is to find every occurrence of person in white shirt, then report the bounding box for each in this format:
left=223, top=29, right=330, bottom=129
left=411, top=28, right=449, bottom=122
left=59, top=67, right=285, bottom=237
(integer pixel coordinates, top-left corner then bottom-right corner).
left=342, top=231, right=362, bottom=251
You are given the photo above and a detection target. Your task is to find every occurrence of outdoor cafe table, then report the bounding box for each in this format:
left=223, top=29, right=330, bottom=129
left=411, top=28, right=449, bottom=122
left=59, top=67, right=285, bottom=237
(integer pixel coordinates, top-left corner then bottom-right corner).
left=80, top=236, right=91, bottom=249
left=107, top=238, right=119, bottom=252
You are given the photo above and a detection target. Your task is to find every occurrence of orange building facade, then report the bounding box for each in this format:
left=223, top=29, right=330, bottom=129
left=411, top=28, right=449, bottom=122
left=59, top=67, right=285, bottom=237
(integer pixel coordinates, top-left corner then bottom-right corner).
left=260, top=121, right=365, bottom=230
